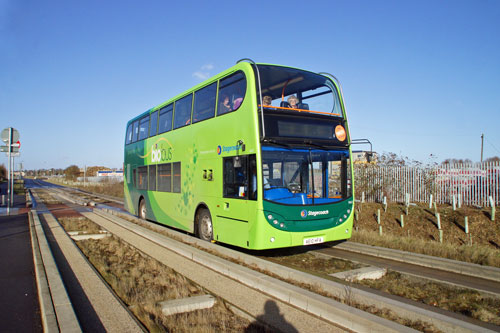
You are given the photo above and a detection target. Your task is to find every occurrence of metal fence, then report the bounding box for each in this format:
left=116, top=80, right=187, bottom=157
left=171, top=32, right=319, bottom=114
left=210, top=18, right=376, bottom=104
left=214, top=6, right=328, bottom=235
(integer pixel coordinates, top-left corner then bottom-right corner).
left=354, top=162, right=500, bottom=207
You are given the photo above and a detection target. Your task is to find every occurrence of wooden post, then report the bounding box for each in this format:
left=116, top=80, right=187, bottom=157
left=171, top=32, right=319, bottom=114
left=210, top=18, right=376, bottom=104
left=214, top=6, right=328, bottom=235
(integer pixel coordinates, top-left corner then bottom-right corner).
left=361, top=192, right=365, bottom=203
left=458, top=194, right=462, bottom=209
left=439, top=229, right=443, bottom=243
left=354, top=210, right=359, bottom=221
left=452, top=195, right=456, bottom=211
left=433, top=202, right=437, bottom=214
left=379, top=225, right=383, bottom=236
left=377, top=209, right=381, bottom=224
left=383, top=196, right=387, bottom=212
left=400, top=214, right=404, bottom=228
left=464, top=216, right=469, bottom=234
left=429, top=194, right=433, bottom=209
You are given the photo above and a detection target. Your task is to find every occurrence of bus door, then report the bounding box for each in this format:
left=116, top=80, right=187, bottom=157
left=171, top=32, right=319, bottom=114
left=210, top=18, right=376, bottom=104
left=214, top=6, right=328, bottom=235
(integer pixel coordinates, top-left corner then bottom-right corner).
left=215, top=154, right=257, bottom=247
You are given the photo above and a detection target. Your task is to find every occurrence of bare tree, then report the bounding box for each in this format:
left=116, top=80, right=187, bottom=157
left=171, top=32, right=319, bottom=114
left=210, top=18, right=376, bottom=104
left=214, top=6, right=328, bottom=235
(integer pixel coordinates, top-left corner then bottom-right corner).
left=64, top=165, right=80, bottom=181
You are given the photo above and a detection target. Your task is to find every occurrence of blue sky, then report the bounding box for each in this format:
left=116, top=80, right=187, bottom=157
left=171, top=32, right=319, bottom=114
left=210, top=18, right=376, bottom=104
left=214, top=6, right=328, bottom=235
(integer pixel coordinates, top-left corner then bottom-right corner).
left=1, top=0, right=499, bottom=170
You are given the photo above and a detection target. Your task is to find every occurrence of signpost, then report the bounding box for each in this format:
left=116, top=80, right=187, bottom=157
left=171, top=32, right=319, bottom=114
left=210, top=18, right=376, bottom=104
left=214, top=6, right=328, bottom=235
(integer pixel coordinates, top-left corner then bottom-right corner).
left=1, top=127, right=21, bottom=213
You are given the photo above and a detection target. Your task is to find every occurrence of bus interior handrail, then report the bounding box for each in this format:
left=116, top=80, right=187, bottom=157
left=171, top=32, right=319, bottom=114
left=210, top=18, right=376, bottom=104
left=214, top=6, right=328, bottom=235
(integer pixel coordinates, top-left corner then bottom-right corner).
left=258, top=105, right=341, bottom=117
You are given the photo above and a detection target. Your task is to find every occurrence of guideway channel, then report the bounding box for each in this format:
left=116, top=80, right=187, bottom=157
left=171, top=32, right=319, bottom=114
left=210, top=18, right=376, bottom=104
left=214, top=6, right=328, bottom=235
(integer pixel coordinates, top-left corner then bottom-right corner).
left=29, top=188, right=144, bottom=332
left=46, top=184, right=500, bottom=332
left=84, top=208, right=411, bottom=332
left=319, top=243, right=500, bottom=297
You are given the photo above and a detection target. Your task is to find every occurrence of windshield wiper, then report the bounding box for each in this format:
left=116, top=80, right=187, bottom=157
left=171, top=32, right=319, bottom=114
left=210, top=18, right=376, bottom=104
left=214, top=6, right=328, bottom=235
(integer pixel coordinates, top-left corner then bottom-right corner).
left=263, top=139, right=291, bottom=149
left=304, top=140, right=327, bottom=150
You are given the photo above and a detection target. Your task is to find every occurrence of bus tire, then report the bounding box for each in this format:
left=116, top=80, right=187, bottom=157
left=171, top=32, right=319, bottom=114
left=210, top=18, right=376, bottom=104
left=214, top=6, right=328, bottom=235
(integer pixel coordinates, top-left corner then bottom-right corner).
left=197, top=208, right=213, bottom=242
left=138, top=199, right=146, bottom=220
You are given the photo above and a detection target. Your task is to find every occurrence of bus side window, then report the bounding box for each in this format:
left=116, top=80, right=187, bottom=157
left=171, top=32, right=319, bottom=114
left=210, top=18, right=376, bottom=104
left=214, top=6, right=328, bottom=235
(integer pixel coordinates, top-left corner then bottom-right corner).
left=149, top=111, right=158, bottom=137
left=159, top=104, right=173, bottom=133
left=126, top=124, right=133, bottom=144
left=132, top=120, right=139, bottom=143
left=217, top=71, right=247, bottom=115
left=173, top=94, right=193, bottom=129
left=138, top=116, right=149, bottom=141
left=193, top=82, right=216, bottom=123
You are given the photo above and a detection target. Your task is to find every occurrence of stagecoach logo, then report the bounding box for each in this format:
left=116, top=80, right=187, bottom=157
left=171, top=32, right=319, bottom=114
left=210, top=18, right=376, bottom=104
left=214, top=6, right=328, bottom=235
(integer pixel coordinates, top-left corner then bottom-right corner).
left=217, top=144, right=242, bottom=155
left=301, top=209, right=329, bottom=218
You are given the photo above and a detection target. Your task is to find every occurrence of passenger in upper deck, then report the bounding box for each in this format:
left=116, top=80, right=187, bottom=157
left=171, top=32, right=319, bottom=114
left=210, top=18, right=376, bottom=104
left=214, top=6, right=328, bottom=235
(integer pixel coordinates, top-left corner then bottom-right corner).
left=263, top=95, right=272, bottom=107
left=287, top=95, right=299, bottom=109
left=219, top=95, right=232, bottom=113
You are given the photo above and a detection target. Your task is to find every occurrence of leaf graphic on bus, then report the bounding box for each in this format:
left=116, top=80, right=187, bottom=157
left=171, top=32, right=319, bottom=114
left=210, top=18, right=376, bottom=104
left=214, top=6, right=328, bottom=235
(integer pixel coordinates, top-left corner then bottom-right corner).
left=137, top=138, right=174, bottom=158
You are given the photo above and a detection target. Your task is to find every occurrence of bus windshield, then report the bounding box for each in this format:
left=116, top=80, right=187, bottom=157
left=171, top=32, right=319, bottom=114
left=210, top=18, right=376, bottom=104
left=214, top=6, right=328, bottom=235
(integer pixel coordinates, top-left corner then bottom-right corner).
left=256, top=65, right=343, bottom=117
left=262, top=146, right=352, bottom=205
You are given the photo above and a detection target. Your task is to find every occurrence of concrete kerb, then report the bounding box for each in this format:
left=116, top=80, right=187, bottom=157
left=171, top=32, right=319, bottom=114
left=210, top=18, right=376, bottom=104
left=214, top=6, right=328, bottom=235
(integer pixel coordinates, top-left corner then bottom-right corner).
left=30, top=209, right=82, bottom=332
left=29, top=210, right=58, bottom=332
left=96, top=207, right=497, bottom=333
left=92, top=209, right=416, bottom=332
left=335, top=241, right=500, bottom=283
left=159, top=295, right=216, bottom=316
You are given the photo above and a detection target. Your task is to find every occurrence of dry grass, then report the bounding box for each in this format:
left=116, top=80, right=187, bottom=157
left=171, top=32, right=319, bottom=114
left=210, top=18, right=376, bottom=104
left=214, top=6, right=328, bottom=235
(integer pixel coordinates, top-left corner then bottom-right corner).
left=267, top=245, right=500, bottom=326
left=35, top=190, right=64, bottom=205
left=52, top=212, right=265, bottom=332
left=360, top=271, right=500, bottom=325
left=78, top=236, right=264, bottom=332
left=262, top=252, right=363, bottom=275
left=81, top=181, right=124, bottom=198
left=351, top=229, right=500, bottom=268
left=354, top=202, right=500, bottom=267
left=58, top=216, right=103, bottom=234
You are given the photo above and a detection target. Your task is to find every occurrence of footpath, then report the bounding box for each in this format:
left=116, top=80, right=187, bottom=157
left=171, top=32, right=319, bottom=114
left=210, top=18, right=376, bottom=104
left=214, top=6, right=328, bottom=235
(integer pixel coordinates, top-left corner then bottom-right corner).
left=0, top=181, right=42, bottom=332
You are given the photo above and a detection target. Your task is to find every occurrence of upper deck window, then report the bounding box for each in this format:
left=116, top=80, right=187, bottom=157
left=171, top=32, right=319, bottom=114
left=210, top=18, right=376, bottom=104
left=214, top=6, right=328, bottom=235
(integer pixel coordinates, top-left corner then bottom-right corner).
left=125, top=123, right=133, bottom=144
left=173, top=94, right=193, bottom=129
left=159, top=104, right=173, bottom=134
left=138, top=116, right=149, bottom=141
left=217, top=71, right=246, bottom=115
left=132, top=120, right=139, bottom=143
left=149, top=110, right=158, bottom=137
left=193, top=82, right=216, bottom=123
left=256, top=65, right=343, bottom=118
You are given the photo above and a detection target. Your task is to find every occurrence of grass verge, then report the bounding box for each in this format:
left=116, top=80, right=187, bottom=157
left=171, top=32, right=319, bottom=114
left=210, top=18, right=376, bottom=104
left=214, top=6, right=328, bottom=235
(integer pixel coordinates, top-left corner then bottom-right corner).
left=351, top=229, right=500, bottom=268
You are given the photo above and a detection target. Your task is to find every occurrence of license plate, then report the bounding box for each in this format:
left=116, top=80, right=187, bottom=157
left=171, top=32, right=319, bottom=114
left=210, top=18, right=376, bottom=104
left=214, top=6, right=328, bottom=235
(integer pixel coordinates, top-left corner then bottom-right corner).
left=303, top=237, right=324, bottom=245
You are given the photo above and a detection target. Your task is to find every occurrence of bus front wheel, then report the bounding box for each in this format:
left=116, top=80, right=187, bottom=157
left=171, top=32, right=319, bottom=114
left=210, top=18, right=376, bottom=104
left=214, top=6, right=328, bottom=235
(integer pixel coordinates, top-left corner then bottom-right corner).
left=138, top=199, right=146, bottom=220
left=197, top=208, right=213, bottom=242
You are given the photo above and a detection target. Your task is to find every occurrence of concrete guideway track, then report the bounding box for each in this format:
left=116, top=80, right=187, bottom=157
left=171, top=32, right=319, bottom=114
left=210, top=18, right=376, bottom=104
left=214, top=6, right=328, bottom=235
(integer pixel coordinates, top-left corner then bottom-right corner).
left=83, top=209, right=404, bottom=332
left=46, top=184, right=499, bottom=332
left=320, top=242, right=500, bottom=297
left=29, top=189, right=144, bottom=332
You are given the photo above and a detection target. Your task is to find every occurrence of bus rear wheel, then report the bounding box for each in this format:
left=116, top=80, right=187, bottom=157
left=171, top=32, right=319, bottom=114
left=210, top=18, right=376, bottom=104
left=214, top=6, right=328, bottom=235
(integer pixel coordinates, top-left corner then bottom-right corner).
left=138, top=199, right=146, bottom=220
left=197, top=208, right=213, bottom=242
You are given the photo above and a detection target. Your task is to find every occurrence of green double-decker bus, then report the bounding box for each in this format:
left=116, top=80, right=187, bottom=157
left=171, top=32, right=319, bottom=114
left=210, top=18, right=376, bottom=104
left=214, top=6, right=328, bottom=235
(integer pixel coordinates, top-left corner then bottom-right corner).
left=124, top=59, right=354, bottom=250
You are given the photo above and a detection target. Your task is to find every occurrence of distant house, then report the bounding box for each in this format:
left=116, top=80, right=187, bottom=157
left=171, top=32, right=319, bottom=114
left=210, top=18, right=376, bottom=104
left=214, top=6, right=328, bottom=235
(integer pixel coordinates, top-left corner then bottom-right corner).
left=352, top=151, right=377, bottom=164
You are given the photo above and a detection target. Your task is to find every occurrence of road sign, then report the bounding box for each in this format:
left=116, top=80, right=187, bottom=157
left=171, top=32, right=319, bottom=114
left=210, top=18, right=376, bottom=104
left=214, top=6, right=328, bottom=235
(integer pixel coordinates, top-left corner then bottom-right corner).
left=1, top=145, right=19, bottom=153
left=12, top=141, right=20, bottom=148
left=1, top=127, right=20, bottom=143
